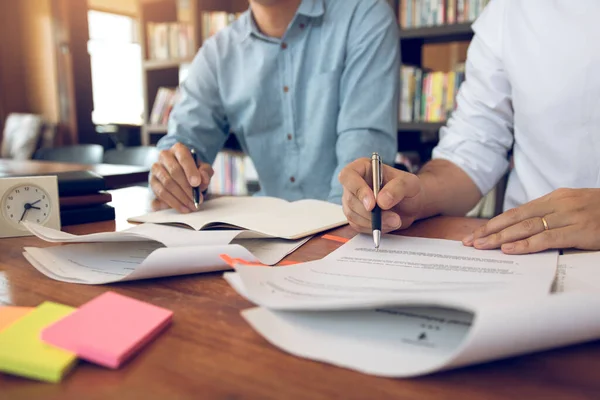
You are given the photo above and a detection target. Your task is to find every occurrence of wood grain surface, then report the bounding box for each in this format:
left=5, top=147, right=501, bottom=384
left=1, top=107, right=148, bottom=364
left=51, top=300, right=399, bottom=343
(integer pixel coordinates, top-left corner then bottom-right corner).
left=1, top=188, right=599, bottom=400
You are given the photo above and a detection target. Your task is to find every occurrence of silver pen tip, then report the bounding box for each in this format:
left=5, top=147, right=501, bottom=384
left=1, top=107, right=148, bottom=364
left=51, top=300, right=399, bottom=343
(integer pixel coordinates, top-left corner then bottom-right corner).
left=373, top=230, right=381, bottom=250
left=193, top=200, right=200, bottom=210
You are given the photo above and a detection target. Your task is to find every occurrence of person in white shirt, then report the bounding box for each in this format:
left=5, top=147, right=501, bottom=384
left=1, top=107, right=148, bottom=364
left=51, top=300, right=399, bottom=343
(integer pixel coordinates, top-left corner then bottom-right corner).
left=339, top=0, right=600, bottom=255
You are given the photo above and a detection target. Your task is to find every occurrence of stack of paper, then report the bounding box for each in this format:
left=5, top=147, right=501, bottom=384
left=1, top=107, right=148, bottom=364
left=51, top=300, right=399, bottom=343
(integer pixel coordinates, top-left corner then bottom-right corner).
left=224, top=234, right=600, bottom=377
left=0, top=292, right=172, bottom=382
left=21, top=222, right=310, bottom=285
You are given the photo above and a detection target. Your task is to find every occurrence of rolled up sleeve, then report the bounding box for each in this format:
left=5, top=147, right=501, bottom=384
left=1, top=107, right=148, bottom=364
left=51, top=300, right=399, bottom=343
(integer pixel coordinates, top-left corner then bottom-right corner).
left=432, top=0, right=514, bottom=197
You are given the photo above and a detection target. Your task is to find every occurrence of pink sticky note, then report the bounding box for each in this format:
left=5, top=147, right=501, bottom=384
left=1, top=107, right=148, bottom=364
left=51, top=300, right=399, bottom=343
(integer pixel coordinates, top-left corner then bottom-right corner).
left=41, top=291, right=173, bottom=369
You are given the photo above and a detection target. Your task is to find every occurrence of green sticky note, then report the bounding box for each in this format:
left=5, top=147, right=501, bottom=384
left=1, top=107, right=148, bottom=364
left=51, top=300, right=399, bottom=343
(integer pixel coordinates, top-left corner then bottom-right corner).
left=0, top=302, right=78, bottom=383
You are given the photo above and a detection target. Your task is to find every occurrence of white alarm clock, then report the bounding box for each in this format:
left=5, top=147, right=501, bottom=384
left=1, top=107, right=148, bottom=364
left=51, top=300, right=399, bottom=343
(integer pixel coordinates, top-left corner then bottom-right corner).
left=0, top=176, right=61, bottom=238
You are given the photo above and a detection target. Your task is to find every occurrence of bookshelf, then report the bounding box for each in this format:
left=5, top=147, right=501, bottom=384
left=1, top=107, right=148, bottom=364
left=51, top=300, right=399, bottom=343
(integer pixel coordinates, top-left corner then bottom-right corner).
left=138, top=0, right=247, bottom=146
left=397, top=0, right=487, bottom=167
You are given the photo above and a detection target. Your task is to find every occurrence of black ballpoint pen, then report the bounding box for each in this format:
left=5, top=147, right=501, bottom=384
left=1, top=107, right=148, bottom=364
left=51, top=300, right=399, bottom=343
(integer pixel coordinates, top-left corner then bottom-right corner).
left=371, top=152, right=382, bottom=250
left=190, top=148, right=201, bottom=210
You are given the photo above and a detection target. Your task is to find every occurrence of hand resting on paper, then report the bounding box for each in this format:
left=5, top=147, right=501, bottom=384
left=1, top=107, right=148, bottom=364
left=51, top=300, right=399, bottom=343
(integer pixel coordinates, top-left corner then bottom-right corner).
left=463, top=188, right=600, bottom=255
left=338, top=158, right=425, bottom=234
left=150, top=143, right=214, bottom=213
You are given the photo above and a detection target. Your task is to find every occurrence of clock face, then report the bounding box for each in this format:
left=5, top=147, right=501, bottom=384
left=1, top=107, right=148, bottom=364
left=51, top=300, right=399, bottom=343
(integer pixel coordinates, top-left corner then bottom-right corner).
left=1, top=184, right=53, bottom=230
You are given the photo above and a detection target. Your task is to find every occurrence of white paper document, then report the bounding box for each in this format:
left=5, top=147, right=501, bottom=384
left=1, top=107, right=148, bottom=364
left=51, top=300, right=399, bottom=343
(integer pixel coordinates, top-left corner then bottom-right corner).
left=22, top=223, right=310, bottom=285
left=127, top=196, right=347, bottom=240
left=242, top=292, right=600, bottom=378
left=226, top=234, right=559, bottom=310
left=225, top=236, right=600, bottom=378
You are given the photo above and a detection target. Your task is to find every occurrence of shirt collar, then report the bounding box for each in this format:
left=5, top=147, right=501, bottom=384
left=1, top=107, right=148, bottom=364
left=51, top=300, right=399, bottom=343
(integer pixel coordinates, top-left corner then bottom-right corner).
left=241, top=0, right=325, bottom=42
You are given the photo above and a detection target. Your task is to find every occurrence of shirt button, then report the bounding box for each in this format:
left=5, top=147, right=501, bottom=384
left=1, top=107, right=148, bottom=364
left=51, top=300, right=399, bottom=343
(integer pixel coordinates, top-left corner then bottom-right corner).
left=300, top=23, right=306, bottom=29
left=287, top=134, right=292, bottom=140
left=281, top=42, right=288, bottom=50
left=283, top=86, right=289, bottom=93
left=290, top=176, right=296, bottom=183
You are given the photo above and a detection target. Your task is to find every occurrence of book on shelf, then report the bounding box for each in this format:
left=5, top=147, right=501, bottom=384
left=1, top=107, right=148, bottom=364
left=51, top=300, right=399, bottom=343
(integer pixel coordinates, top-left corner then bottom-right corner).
left=201, top=12, right=242, bottom=42
left=147, top=22, right=194, bottom=61
left=400, top=63, right=465, bottom=123
left=209, top=151, right=259, bottom=196
left=149, top=87, right=180, bottom=126
left=399, top=0, right=490, bottom=29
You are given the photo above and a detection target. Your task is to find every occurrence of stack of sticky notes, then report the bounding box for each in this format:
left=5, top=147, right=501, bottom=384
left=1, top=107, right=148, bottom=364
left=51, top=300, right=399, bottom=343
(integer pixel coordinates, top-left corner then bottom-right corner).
left=0, top=292, right=173, bottom=383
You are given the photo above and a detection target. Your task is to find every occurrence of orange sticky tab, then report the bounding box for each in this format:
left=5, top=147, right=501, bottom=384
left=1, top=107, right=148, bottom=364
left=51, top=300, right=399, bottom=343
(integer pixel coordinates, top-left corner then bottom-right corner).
left=322, top=234, right=350, bottom=244
left=219, top=254, right=267, bottom=267
left=278, top=260, right=299, bottom=266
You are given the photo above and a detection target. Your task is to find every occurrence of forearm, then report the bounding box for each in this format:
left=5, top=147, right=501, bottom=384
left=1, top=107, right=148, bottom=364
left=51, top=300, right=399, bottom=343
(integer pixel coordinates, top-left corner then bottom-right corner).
left=417, top=159, right=483, bottom=219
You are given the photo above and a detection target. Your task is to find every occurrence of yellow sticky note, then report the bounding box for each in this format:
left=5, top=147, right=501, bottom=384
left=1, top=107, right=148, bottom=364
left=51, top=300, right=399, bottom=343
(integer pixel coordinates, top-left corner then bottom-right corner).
left=0, top=307, right=34, bottom=331
left=0, top=302, right=77, bottom=383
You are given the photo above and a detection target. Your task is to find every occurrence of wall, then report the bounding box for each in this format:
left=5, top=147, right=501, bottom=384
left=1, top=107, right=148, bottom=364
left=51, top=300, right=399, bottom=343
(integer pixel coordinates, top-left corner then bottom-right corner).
left=20, top=0, right=60, bottom=124
left=88, top=0, right=138, bottom=16
left=0, top=2, right=29, bottom=134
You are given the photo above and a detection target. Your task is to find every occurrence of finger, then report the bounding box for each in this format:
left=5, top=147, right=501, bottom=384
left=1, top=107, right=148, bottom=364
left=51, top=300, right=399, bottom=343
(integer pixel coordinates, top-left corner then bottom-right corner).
left=151, top=198, right=170, bottom=211
left=171, top=143, right=202, bottom=187
left=344, top=190, right=403, bottom=232
left=500, top=226, right=578, bottom=255
left=152, top=162, right=196, bottom=210
left=338, top=159, right=375, bottom=211
left=343, top=197, right=372, bottom=232
left=160, top=151, right=194, bottom=202
left=467, top=196, right=555, bottom=243
left=377, top=172, right=421, bottom=211
left=473, top=213, right=571, bottom=250
left=150, top=166, right=193, bottom=213
left=150, top=177, right=191, bottom=214
left=472, top=216, right=546, bottom=250
left=198, top=163, right=214, bottom=192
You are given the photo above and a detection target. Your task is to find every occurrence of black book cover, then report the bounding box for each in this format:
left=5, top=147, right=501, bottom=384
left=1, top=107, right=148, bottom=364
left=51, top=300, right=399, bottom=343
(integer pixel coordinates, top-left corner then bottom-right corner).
left=60, top=204, right=115, bottom=226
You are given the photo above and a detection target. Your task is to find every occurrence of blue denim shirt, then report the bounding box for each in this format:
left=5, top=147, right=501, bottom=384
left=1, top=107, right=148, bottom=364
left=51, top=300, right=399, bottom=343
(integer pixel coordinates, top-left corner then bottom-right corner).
left=158, top=0, right=399, bottom=204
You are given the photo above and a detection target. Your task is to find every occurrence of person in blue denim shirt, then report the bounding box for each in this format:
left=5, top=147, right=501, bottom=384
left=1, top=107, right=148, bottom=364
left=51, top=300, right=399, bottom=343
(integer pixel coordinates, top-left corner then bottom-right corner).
left=150, top=0, right=399, bottom=213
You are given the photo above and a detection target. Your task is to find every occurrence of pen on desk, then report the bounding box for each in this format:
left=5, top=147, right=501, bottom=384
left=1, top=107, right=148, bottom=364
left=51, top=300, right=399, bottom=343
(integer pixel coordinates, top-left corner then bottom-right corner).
left=371, top=152, right=382, bottom=250
left=190, top=148, right=201, bottom=210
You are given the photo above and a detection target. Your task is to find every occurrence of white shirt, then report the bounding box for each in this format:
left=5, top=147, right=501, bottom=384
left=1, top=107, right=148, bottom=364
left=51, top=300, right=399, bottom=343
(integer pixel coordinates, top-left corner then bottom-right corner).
left=433, top=0, right=600, bottom=211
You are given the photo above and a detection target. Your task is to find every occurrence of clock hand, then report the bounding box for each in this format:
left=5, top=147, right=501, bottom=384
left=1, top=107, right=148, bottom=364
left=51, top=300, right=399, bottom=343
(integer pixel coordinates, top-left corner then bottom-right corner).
left=19, top=207, right=29, bottom=222
left=30, top=206, right=41, bottom=210
left=30, top=199, right=42, bottom=206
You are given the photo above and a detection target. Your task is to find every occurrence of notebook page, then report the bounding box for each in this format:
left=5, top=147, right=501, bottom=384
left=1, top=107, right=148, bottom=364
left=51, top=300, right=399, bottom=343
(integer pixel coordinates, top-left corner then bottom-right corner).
left=127, top=197, right=288, bottom=231
left=224, top=199, right=346, bottom=239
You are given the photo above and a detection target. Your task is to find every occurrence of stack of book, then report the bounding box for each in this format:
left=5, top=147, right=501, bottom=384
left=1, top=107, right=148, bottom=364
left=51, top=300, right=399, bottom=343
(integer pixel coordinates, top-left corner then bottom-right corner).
left=149, top=87, right=180, bottom=126
left=146, top=22, right=194, bottom=61
left=56, top=171, right=115, bottom=226
left=399, top=64, right=466, bottom=123
left=201, top=12, right=241, bottom=42
left=399, top=0, right=491, bottom=28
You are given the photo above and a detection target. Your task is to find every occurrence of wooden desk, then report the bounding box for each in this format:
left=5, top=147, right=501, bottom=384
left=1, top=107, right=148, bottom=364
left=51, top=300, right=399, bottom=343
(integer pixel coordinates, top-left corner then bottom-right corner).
left=0, top=159, right=149, bottom=189
left=2, top=188, right=600, bottom=399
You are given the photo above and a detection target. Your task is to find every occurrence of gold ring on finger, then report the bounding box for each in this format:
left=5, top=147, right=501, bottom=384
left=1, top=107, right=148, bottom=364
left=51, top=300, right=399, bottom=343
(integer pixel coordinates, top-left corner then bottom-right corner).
left=541, top=216, right=549, bottom=231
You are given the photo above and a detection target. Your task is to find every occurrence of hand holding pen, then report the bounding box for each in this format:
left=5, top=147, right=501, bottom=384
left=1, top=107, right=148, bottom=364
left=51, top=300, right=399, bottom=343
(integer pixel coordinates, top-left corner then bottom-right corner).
left=338, top=156, right=425, bottom=238
left=150, top=143, right=215, bottom=213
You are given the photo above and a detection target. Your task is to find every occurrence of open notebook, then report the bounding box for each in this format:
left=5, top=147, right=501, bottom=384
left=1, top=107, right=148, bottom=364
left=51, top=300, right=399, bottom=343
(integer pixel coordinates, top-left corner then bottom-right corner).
left=127, top=197, right=347, bottom=240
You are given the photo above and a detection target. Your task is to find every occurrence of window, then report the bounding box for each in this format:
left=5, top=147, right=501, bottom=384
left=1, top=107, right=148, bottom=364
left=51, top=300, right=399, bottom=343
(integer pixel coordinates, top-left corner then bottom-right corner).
left=87, top=10, right=143, bottom=125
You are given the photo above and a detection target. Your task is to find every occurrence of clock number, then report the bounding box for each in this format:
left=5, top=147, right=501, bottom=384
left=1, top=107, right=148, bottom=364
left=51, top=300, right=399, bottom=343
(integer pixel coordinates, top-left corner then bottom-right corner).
left=15, top=190, right=20, bottom=194
left=24, top=187, right=29, bottom=191
left=8, top=196, right=12, bottom=201
left=45, top=204, right=48, bottom=208
left=6, top=205, right=9, bottom=210
left=10, top=214, right=13, bottom=218
left=42, top=195, right=46, bottom=199
left=37, top=219, right=40, bottom=223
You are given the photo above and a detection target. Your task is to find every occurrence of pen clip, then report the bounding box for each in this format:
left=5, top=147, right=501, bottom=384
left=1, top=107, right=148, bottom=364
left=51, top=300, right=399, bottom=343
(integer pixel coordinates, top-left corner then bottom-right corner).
left=371, top=153, right=382, bottom=199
